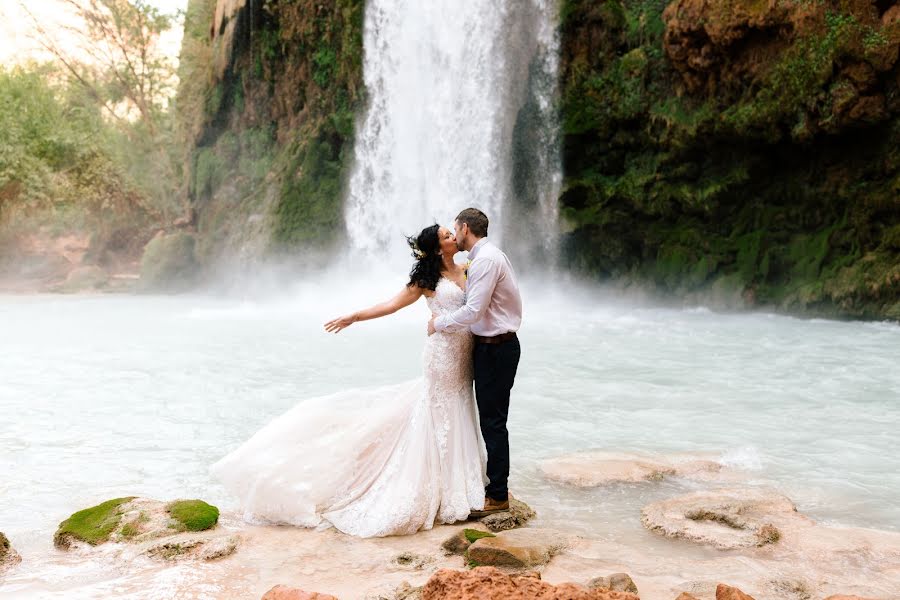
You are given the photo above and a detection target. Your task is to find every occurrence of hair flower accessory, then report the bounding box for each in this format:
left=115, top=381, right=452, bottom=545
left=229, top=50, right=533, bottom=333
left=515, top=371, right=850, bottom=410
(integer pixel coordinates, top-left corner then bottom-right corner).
left=406, top=236, right=426, bottom=259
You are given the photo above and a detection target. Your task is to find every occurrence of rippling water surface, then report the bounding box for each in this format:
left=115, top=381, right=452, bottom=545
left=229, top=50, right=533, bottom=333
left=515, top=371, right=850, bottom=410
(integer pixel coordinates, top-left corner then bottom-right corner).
left=2, top=276, right=899, bottom=594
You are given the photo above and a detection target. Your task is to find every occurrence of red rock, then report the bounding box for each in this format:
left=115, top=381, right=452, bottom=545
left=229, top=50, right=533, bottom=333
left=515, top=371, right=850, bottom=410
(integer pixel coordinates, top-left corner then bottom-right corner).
left=716, top=584, right=755, bottom=600
left=261, top=585, right=338, bottom=600
left=675, top=594, right=700, bottom=600
left=422, top=567, right=639, bottom=600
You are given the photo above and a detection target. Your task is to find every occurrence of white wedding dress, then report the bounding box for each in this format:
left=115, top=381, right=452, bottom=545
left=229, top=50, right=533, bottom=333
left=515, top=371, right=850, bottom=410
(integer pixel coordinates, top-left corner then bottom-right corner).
left=211, top=277, right=487, bottom=537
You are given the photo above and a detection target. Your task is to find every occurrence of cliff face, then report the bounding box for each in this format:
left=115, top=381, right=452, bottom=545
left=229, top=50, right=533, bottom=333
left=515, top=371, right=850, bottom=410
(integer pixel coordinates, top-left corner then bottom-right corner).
left=177, top=0, right=363, bottom=265
left=559, top=0, right=900, bottom=319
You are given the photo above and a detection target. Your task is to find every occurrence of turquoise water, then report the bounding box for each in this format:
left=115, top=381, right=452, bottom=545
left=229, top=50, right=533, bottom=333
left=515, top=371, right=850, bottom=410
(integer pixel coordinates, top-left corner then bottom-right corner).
left=1, top=278, right=898, bottom=593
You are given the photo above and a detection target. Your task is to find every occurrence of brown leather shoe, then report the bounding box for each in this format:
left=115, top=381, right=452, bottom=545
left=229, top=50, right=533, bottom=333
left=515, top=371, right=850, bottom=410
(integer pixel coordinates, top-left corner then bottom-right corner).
left=468, top=496, right=510, bottom=518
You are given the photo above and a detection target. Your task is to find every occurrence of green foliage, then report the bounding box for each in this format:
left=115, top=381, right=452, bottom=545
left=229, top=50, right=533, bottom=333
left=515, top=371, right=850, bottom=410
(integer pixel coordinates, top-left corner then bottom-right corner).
left=313, top=47, right=337, bottom=88
left=273, top=121, right=349, bottom=246
left=166, top=499, right=219, bottom=532
left=54, top=497, right=135, bottom=547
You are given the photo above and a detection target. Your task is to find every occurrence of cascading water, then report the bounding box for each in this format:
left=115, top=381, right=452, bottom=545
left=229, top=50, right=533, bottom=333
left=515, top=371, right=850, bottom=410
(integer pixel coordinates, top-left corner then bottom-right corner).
left=345, top=0, right=561, bottom=265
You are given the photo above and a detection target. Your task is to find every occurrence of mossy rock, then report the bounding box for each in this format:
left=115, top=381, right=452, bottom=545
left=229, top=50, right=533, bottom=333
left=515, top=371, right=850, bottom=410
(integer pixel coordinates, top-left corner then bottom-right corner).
left=139, top=232, right=198, bottom=292
left=166, top=499, right=219, bottom=532
left=0, top=532, right=11, bottom=560
left=54, top=497, right=136, bottom=549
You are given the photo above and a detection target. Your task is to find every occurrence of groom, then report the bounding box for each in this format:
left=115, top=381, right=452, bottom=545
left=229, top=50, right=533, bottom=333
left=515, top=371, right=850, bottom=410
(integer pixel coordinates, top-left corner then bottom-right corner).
left=428, top=208, right=522, bottom=516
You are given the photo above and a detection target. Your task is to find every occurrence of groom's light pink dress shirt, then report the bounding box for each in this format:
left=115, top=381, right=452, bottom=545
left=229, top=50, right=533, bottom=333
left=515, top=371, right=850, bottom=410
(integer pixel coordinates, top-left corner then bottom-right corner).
left=434, top=238, right=522, bottom=336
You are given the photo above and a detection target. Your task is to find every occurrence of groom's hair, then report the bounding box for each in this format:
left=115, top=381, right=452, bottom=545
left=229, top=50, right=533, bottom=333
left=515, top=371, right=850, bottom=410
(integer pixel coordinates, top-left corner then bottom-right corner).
left=456, top=208, right=488, bottom=238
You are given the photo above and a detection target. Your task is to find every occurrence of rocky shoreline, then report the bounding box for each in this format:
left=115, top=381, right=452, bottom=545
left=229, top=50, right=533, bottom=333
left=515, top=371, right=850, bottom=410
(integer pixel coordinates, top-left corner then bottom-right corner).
left=2, top=452, right=899, bottom=599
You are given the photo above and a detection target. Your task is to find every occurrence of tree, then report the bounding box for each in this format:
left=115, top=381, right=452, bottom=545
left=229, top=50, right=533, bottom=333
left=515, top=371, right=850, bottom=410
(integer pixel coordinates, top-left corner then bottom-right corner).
left=20, top=0, right=185, bottom=222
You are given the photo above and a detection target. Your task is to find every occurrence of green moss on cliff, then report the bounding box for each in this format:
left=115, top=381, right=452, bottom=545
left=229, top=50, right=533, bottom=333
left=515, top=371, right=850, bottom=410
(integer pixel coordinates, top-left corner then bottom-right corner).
left=177, top=0, right=364, bottom=259
left=559, top=0, right=900, bottom=319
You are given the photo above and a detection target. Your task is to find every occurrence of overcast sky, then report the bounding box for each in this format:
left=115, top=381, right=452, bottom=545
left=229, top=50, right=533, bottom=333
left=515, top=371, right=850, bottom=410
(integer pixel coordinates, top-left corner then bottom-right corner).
left=0, top=0, right=191, bottom=66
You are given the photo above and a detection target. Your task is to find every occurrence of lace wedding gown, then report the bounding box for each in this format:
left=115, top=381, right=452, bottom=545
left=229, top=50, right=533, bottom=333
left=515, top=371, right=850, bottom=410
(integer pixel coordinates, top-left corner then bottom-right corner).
left=211, top=277, right=487, bottom=537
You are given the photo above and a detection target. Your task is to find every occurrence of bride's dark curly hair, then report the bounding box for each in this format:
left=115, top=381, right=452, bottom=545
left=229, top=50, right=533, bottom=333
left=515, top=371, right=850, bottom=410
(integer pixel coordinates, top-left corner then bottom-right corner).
left=407, top=224, right=444, bottom=291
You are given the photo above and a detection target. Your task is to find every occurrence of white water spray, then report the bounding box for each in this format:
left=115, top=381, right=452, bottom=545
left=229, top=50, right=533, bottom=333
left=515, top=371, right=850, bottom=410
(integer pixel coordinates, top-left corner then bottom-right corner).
left=345, top=0, right=561, bottom=264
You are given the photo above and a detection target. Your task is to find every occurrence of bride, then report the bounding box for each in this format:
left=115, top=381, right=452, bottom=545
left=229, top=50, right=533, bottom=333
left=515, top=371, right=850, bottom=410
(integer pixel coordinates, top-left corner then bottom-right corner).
left=211, top=224, right=487, bottom=537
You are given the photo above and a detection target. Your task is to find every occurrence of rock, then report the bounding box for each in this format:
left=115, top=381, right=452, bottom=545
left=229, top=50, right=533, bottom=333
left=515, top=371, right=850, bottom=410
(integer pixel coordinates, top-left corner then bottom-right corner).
left=198, top=535, right=239, bottom=560
left=674, top=594, right=700, bottom=600
left=716, top=584, right=756, bottom=600
left=466, top=528, right=571, bottom=569
left=54, top=496, right=233, bottom=561
left=540, top=451, right=725, bottom=487
left=587, top=573, right=639, bottom=594
left=479, top=498, right=536, bottom=532
left=261, top=585, right=338, bottom=600
left=138, top=232, right=197, bottom=292
left=422, top=567, right=640, bottom=600
left=662, top=0, right=820, bottom=93
left=59, top=265, right=109, bottom=292
left=640, top=488, right=809, bottom=550
left=0, top=532, right=22, bottom=570
left=441, top=528, right=494, bottom=555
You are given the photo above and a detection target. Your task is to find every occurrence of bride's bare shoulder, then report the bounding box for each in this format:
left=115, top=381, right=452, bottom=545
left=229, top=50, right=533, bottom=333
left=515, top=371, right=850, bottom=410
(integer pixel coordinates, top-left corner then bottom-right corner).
left=408, top=282, right=436, bottom=298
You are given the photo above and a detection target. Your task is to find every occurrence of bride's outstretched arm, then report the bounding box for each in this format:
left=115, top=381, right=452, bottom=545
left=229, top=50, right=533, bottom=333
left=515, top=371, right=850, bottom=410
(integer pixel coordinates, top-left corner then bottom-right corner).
left=324, top=285, right=425, bottom=333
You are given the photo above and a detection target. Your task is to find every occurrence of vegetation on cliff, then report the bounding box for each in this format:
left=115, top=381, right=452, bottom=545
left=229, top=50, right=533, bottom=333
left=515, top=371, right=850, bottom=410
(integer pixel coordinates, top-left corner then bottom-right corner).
left=559, top=0, right=900, bottom=319
left=177, top=0, right=364, bottom=262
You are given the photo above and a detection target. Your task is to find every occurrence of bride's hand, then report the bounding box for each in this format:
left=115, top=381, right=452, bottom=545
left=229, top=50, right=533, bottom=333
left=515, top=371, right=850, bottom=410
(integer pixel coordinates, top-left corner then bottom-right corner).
left=325, top=314, right=356, bottom=333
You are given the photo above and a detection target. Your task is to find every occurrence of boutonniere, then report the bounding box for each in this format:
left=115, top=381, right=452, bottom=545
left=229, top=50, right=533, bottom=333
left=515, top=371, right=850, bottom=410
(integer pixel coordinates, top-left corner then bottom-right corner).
left=465, top=260, right=472, bottom=280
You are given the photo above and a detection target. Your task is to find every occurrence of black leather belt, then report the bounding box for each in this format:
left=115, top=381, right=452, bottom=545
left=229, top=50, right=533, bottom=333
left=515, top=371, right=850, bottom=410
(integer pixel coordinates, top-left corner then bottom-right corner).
left=473, top=332, right=517, bottom=345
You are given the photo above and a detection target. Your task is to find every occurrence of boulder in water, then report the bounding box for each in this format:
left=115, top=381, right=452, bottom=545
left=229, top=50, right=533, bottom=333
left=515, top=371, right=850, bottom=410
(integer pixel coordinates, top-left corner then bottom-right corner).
left=441, top=527, right=494, bottom=555
left=587, top=573, right=639, bottom=594
left=716, top=584, right=756, bottom=600
left=465, top=528, right=572, bottom=569
left=54, top=496, right=232, bottom=561
left=540, top=451, right=726, bottom=487
left=0, top=532, right=21, bottom=571
left=641, top=488, right=809, bottom=550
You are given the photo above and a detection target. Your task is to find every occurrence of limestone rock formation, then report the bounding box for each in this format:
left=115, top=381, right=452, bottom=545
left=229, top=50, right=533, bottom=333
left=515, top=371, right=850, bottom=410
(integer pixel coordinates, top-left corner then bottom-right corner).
left=421, top=567, right=640, bottom=600
left=0, top=532, right=21, bottom=571
left=540, top=451, right=726, bottom=487
left=640, top=488, right=810, bottom=550
left=587, top=572, right=639, bottom=594
left=466, top=528, right=573, bottom=569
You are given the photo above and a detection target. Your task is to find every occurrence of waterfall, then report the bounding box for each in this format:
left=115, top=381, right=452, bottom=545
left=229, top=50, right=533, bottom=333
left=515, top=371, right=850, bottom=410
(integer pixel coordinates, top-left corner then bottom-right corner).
left=344, top=0, right=561, bottom=265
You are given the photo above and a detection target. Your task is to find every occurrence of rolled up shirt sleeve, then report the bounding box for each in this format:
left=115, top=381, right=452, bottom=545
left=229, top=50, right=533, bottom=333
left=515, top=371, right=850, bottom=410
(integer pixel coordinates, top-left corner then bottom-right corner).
left=434, top=258, right=500, bottom=333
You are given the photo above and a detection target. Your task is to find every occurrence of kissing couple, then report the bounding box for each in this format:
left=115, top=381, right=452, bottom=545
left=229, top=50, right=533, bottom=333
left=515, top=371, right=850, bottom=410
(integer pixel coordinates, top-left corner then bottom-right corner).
left=212, top=208, right=522, bottom=537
